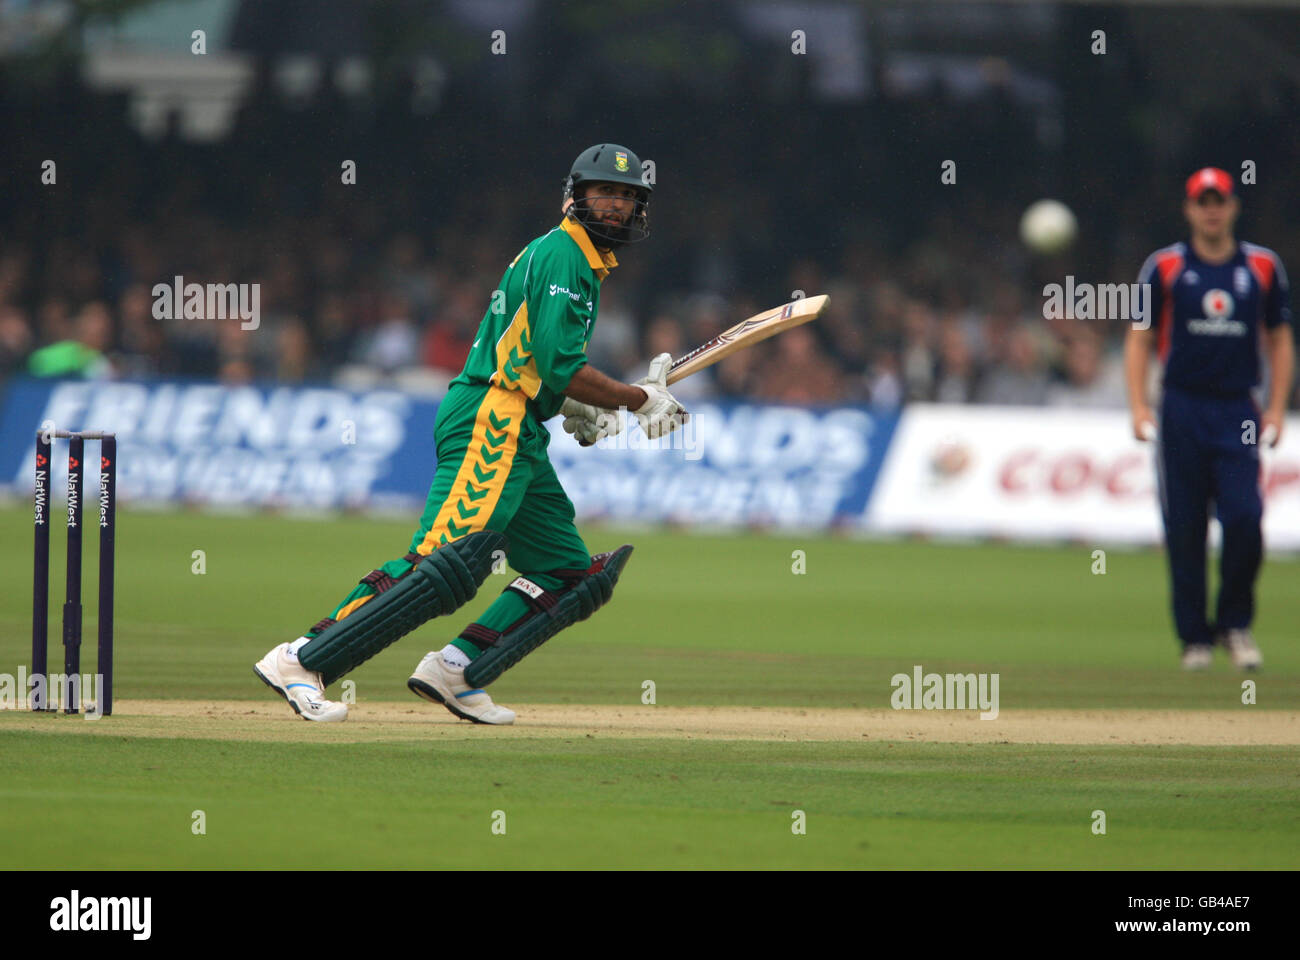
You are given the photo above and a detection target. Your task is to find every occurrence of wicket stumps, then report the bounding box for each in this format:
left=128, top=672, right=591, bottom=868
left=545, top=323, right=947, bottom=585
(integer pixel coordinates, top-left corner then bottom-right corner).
left=32, top=429, right=116, bottom=715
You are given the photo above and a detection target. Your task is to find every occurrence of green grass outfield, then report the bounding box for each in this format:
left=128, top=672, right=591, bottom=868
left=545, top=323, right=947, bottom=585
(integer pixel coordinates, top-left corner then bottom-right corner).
left=1, top=504, right=1297, bottom=869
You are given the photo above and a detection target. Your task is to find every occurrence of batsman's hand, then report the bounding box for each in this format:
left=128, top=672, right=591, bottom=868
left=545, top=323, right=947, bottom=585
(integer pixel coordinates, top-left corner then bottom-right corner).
left=561, top=396, right=621, bottom=447
left=633, top=353, right=689, bottom=439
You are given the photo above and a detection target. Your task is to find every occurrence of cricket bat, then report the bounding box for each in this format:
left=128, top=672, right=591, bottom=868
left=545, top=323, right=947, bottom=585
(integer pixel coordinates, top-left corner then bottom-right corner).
left=666, top=294, right=829, bottom=385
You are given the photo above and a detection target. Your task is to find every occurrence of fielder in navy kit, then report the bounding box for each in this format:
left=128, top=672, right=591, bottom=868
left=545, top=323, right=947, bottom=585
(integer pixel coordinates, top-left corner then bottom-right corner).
left=1125, top=167, right=1294, bottom=670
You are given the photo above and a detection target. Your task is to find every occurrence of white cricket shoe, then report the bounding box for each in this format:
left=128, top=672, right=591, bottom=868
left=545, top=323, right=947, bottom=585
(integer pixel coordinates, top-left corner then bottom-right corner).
left=408, top=652, right=515, bottom=725
left=253, top=642, right=348, bottom=722
left=1180, top=645, right=1213, bottom=671
left=1219, top=629, right=1262, bottom=671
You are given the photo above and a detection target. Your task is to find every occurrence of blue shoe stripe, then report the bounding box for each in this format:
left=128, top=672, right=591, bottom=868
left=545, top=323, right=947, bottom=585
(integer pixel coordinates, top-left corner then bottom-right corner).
left=286, top=683, right=319, bottom=692
left=455, top=689, right=485, bottom=699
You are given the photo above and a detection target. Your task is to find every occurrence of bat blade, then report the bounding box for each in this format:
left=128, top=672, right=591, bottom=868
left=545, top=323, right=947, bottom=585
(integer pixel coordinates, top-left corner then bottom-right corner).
left=666, top=294, right=829, bottom=386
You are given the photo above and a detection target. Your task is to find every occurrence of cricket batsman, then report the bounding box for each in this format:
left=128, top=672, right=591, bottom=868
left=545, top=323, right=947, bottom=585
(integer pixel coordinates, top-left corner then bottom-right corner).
left=254, top=144, right=687, bottom=721
left=1125, top=167, right=1293, bottom=671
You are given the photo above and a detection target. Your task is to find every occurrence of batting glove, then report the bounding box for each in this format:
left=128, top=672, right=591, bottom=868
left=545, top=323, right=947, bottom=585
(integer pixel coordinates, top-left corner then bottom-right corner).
left=560, top=396, right=621, bottom=446
left=633, top=353, right=689, bottom=439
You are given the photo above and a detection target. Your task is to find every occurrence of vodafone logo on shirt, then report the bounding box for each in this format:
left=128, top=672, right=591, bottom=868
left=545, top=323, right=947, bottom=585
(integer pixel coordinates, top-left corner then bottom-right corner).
left=1201, top=288, right=1234, bottom=319
left=1188, top=288, right=1246, bottom=336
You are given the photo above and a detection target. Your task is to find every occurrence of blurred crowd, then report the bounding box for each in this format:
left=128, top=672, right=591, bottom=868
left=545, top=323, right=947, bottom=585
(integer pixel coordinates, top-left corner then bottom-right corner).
left=5, top=210, right=1295, bottom=411
left=4, top=65, right=1298, bottom=411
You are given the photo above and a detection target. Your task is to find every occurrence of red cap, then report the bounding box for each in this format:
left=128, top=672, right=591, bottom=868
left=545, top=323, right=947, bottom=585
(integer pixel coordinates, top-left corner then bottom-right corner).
left=1186, top=167, right=1233, bottom=199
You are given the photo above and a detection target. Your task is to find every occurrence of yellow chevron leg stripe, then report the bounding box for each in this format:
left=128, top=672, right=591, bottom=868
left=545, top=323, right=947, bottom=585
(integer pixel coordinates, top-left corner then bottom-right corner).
left=418, top=386, right=525, bottom=556
left=334, top=593, right=375, bottom=621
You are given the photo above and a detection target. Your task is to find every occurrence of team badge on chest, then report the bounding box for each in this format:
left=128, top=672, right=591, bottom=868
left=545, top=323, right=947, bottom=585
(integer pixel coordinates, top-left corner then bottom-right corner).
left=1202, top=288, right=1234, bottom=319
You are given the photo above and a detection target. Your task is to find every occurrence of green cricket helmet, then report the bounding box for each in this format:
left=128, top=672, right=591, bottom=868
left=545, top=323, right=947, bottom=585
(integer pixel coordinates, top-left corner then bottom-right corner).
left=562, top=143, right=652, bottom=248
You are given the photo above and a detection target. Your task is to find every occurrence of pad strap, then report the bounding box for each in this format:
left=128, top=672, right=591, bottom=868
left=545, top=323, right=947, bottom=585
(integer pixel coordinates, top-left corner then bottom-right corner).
left=361, top=570, right=398, bottom=593
left=307, top=553, right=423, bottom=636
left=459, top=622, right=502, bottom=648
left=504, top=576, right=562, bottom=614
left=462, top=545, right=634, bottom=687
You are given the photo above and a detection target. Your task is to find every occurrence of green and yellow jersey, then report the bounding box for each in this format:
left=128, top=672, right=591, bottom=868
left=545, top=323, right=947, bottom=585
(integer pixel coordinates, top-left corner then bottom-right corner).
left=306, top=216, right=617, bottom=647
left=451, top=216, right=617, bottom=422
